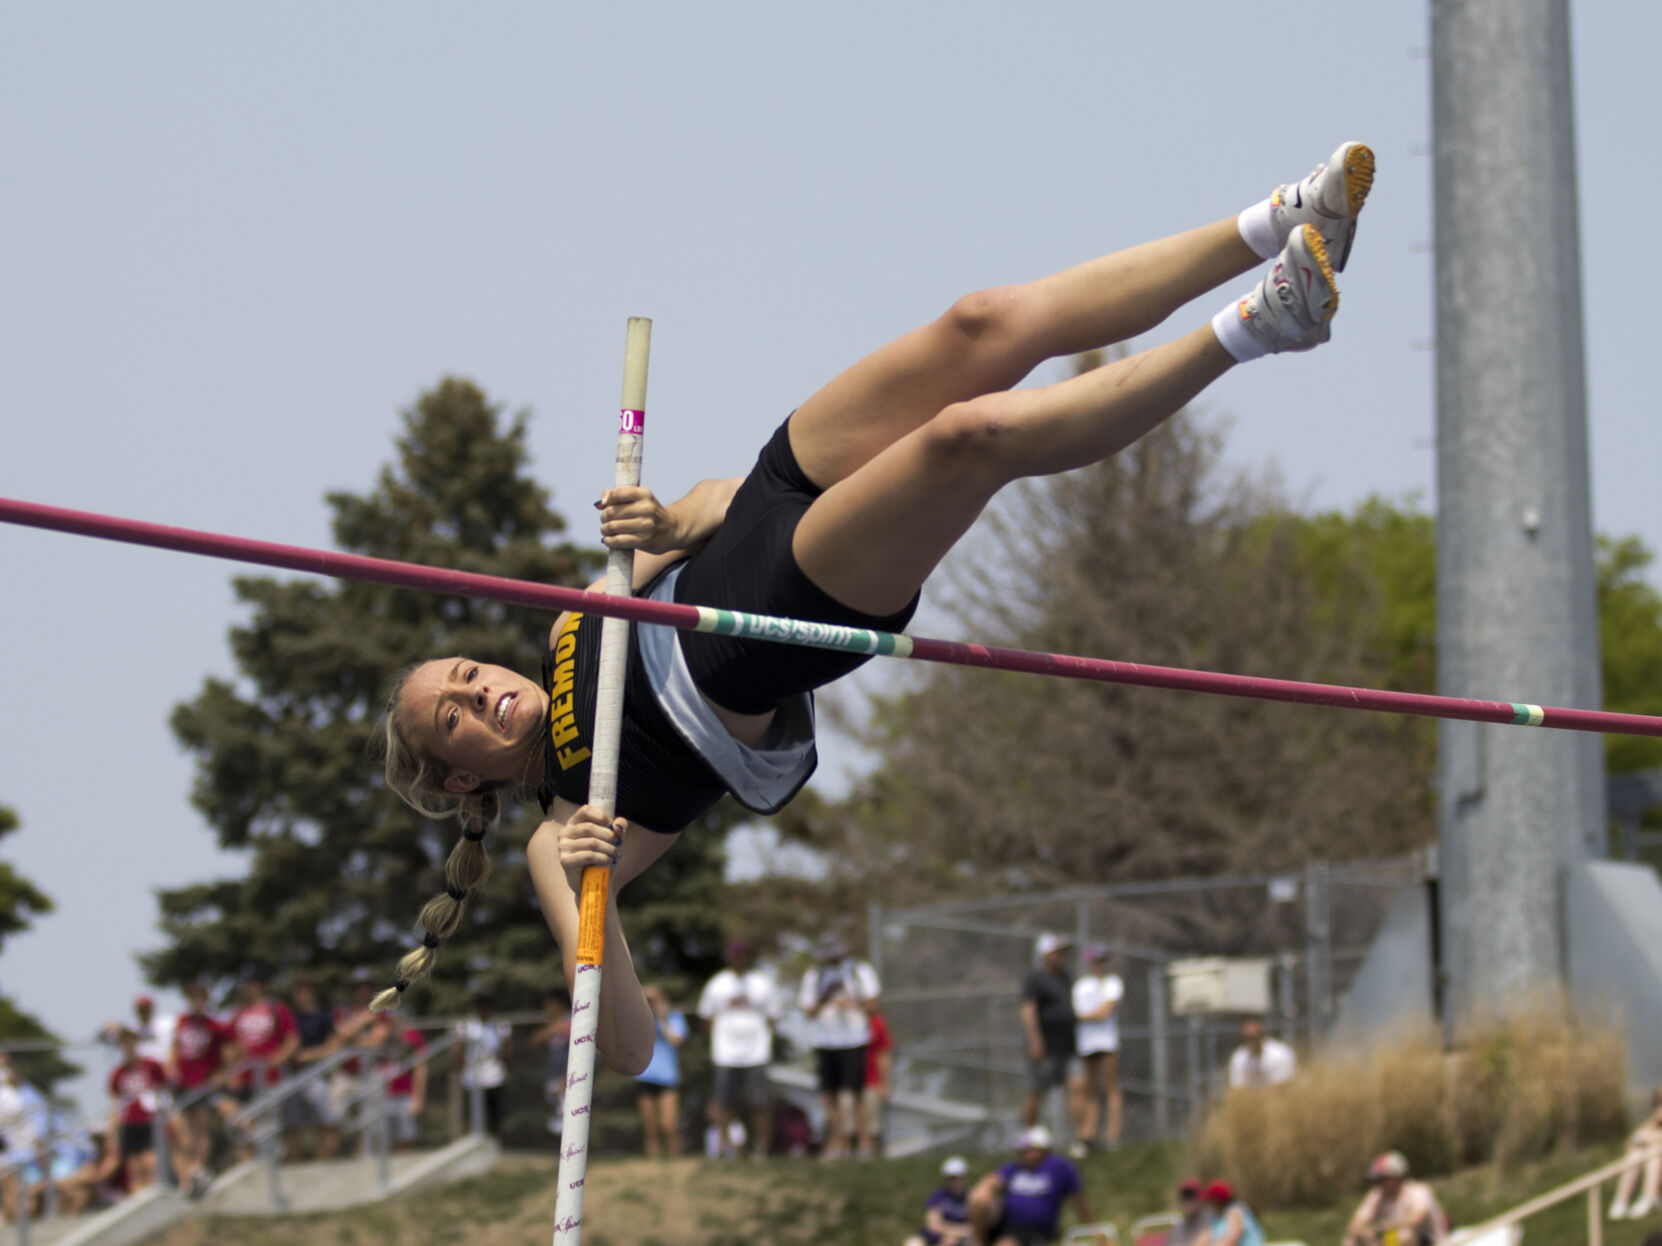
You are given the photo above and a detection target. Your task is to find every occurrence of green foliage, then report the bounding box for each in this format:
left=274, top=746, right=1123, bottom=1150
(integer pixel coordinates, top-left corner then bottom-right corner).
left=149, top=378, right=730, bottom=1011
left=1598, top=535, right=1662, bottom=774
left=0, top=803, right=78, bottom=1085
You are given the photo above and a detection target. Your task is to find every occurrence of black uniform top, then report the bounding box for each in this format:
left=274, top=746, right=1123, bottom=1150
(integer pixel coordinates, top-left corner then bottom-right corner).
left=537, top=601, right=727, bottom=835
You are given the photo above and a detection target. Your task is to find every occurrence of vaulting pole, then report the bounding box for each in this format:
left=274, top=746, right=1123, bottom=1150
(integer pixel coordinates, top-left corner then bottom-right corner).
left=551, top=317, right=650, bottom=1246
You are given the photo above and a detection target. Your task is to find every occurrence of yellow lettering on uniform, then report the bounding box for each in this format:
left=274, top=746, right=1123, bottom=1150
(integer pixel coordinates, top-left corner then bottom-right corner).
left=551, top=668, right=574, bottom=701
left=552, top=716, right=580, bottom=749
left=552, top=692, right=573, bottom=720
left=549, top=613, right=589, bottom=769
left=557, top=744, right=591, bottom=769
left=555, top=632, right=577, bottom=664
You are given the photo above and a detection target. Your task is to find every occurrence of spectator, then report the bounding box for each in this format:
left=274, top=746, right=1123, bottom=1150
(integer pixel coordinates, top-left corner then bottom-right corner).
left=1070, top=944, right=1123, bottom=1157
left=634, top=985, right=687, bottom=1159
left=1226, top=1020, right=1296, bottom=1090
left=1202, top=1180, right=1266, bottom=1246
left=1609, top=1084, right=1662, bottom=1220
left=227, top=965, right=300, bottom=1160
left=697, top=938, right=779, bottom=1159
left=381, top=1025, right=428, bottom=1150
left=102, top=994, right=173, bottom=1067
left=168, top=979, right=232, bottom=1195
left=1021, top=932, right=1078, bottom=1134
left=52, top=1127, right=124, bottom=1217
left=903, top=1153, right=972, bottom=1246
left=529, top=988, right=572, bottom=1137
left=0, top=1054, right=47, bottom=1222
left=281, top=973, right=341, bottom=1160
left=330, top=969, right=390, bottom=1133
left=865, top=1006, right=894, bottom=1158
left=799, top=932, right=882, bottom=1158
left=1165, top=1176, right=1211, bottom=1246
left=456, top=995, right=511, bottom=1137
left=968, top=1125, right=1093, bottom=1246
left=1343, top=1152, right=1448, bottom=1246
left=107, top=1027, right=169, bottom=1193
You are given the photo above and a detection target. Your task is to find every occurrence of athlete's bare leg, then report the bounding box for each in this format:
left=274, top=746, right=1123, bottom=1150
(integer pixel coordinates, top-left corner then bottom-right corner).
left=785, top=218, right=1258, bottom=490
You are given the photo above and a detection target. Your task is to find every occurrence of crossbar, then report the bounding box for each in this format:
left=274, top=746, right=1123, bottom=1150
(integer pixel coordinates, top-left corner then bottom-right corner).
left=5, top=493, right=1661, bottom=738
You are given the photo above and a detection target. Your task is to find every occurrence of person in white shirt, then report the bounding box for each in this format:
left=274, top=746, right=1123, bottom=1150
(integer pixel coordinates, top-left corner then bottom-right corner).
left=1070, top=944, right=1124, bottom=1156
left=1226, top=1018, right=1297, bottom=1089
left=455, top=995, right=512, bottom=1136
left=697, top=938, right=780, bottom=1158
left=798, top=932, right=881, bottom=1158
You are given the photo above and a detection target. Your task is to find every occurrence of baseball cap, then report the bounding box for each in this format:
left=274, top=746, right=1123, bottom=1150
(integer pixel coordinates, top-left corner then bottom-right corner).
left=1178, top=1177, right=1204, bottom=1197
left=134, top=994, right=155, bottom=1009
left=1368, top=1150, right=1409, bottom=1181
left=941, top=1156, right=969, bottom=1177
left=1034, top=932, right=1072, bottom=958
left=1015, top=1125, right=1052, bottom=1150
left=1204, top=1180, right=1234, bottom=1205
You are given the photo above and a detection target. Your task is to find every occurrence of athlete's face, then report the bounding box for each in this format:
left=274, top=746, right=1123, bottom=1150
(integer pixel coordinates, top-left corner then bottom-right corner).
left=403, top=657, right=547, bottom=792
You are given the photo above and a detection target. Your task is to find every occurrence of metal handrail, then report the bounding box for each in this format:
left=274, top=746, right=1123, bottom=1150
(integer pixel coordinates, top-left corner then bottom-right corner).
left=1446, top=1142, right=1662, bottom=1246
left=333, top=1031, right=459, bottom=1119
left=230, top=1047, right=370, bottom=1133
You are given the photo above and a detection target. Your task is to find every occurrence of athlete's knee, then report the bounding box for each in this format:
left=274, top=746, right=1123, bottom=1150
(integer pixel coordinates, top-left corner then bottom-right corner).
left=923, top=393, right=1024, bottom=468
left=940, top=285, right=1027, bottom=346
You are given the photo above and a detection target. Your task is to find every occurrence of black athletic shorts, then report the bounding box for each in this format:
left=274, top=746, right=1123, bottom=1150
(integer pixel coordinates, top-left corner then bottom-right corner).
left=815, top=1045, right=868, bottom=1095
left=674, top=418, right=921, bottom=714
left=118, top=1122, right=154, bottom=1158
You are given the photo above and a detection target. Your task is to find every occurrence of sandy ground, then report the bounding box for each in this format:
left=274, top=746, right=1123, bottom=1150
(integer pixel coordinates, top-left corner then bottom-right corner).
left=145, top=1153, right=829, bottom=1246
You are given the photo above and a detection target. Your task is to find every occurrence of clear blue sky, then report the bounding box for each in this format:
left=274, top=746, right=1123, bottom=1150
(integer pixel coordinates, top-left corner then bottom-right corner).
left=2, top=4, right=1657, bottom=1111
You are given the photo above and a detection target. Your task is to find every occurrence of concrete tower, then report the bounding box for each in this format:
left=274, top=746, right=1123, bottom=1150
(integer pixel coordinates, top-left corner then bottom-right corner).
left=1431, top=0, right=1605, bottom=1021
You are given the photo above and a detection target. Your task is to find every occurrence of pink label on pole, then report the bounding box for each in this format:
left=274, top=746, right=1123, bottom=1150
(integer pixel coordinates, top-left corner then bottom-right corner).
left=619, top=408, right=645, bottom=435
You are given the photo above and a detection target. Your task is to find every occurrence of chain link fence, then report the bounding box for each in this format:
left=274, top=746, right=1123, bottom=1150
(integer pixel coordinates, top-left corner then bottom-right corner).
left=869, top=855, right=1425, bottom=1152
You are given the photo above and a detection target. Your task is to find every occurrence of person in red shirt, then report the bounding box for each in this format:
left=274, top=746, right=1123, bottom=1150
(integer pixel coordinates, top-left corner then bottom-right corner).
left=107, top=1027, right=169, bottom=1192
left=329, top=970, right=391, bottom=1133
left=168, top=980, right=231, bottom=1194
left=225, top=966, right=299, bottom=1160
left=863, top=1009, right=894, bottom=1158
left=382, top=1027, right=429, bottom=1150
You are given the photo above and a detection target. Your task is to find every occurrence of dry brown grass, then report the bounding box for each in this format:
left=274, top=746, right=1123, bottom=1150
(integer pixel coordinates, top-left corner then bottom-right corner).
left=1196, top=1000, right=1630, bottom=1209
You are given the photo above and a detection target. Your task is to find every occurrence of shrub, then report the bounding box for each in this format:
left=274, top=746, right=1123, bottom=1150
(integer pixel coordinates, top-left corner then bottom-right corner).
left=1195, top=1000, right=1629, bottom=1210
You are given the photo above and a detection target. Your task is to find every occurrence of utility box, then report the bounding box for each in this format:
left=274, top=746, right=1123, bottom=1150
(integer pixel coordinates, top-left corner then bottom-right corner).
left=1167, top=957, right=1272, bottom=1016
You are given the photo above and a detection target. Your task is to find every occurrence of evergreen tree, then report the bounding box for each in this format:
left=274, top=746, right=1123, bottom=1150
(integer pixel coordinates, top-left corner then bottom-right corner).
left=149, top=378, right=730, bottom=1012
left=0, top=803, right=77, bottom=1086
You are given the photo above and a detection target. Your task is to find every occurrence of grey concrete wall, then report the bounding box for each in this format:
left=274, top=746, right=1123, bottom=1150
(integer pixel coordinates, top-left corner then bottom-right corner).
left=1565, top=860, right=1662, bottom=1095
left=1432, top=0, right=1605, bottom=1022
left=1330, top=883, right=1436, bottom=1046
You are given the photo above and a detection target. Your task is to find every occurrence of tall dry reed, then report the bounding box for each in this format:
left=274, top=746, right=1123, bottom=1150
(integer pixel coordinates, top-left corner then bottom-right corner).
left=1195, top=1001, right=1629, bottom=1209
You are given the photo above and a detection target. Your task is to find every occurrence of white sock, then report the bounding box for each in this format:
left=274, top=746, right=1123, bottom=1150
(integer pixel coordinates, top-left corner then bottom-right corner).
left=1237, top=197, right=1281, bottom=261
left=1211, top=296, right=1267, bottom=363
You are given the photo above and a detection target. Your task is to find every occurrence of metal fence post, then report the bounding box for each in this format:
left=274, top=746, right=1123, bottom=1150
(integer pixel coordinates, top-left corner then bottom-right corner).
left=153, top=1089, right=174, bottom=1189
left=374, top=1073, right=391, bottom=1193
left=42, top=1109, right=59, bottom=1220
left=1148, top=963, right=1169, bottom=1138
left=1304, top=862, right=1326, bottom=1048
left=1185, top=1014, right=1202, bottom=1126
left=868, top=900, right=884, bottom=984
left=466, top=1034, right=485, bottom=1137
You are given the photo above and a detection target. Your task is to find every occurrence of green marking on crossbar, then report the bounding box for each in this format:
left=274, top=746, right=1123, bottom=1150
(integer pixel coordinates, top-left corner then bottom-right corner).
left=1511, top=702, right=1545, bottom=726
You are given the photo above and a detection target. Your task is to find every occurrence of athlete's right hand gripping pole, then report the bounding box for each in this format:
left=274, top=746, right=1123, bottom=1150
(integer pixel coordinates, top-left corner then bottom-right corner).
left=552, top=317, right=650, bottom=1246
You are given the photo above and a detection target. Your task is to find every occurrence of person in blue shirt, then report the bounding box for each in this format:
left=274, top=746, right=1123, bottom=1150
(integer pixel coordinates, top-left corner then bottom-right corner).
left=904, top=1154, right=972, bottom=1246
left=1203, top=1180, right=1266, bottom=1246
left=634, top=985, right=688, bottom=1159
left=968, top=1126, right=1095, bottom=1246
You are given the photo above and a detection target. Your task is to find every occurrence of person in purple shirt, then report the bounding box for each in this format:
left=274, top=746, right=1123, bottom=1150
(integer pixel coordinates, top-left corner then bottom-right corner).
left=904, top=1154, right=972, bottom=1246
left=968, top=1126, right=1094, bottom=1246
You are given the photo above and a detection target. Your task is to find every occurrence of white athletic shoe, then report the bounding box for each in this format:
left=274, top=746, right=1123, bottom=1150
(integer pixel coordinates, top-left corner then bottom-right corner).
left=1231, top=224, right=1338, bottom=355
left=1269, top=141, right=1374, bottom=271
left=1630, top=1196, right=1657, bottom=1218
left=1610, top=1197, right=1630, bottom=1220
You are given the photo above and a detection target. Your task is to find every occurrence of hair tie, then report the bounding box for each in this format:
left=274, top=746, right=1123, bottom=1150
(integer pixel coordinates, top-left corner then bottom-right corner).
left=462, top=828, right=486, bottom=843
left=393, top=978, right=410, bottom=992
left=422, top=932, right=441, bottom=949
left=447, top=885, right=468, bottom=901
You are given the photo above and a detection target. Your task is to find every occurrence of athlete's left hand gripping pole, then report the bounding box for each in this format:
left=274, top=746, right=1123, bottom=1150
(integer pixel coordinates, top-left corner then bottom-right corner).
left=553, top=317, right=650, bottom=1246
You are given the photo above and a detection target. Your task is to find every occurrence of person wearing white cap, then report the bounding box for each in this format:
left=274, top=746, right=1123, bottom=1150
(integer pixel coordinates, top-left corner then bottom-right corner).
left=1070, top=943, right=1123, bottom=1156
left=903, top=1155, right=973, bottom=1246
left=799, top=931, right=881, bottom=1158
left=1343, top=1150, right=1448, bottom=1245
left=969, top=1126, right=1094, bottom=1246
left=1020, top=933, right=1078, bottom=1134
